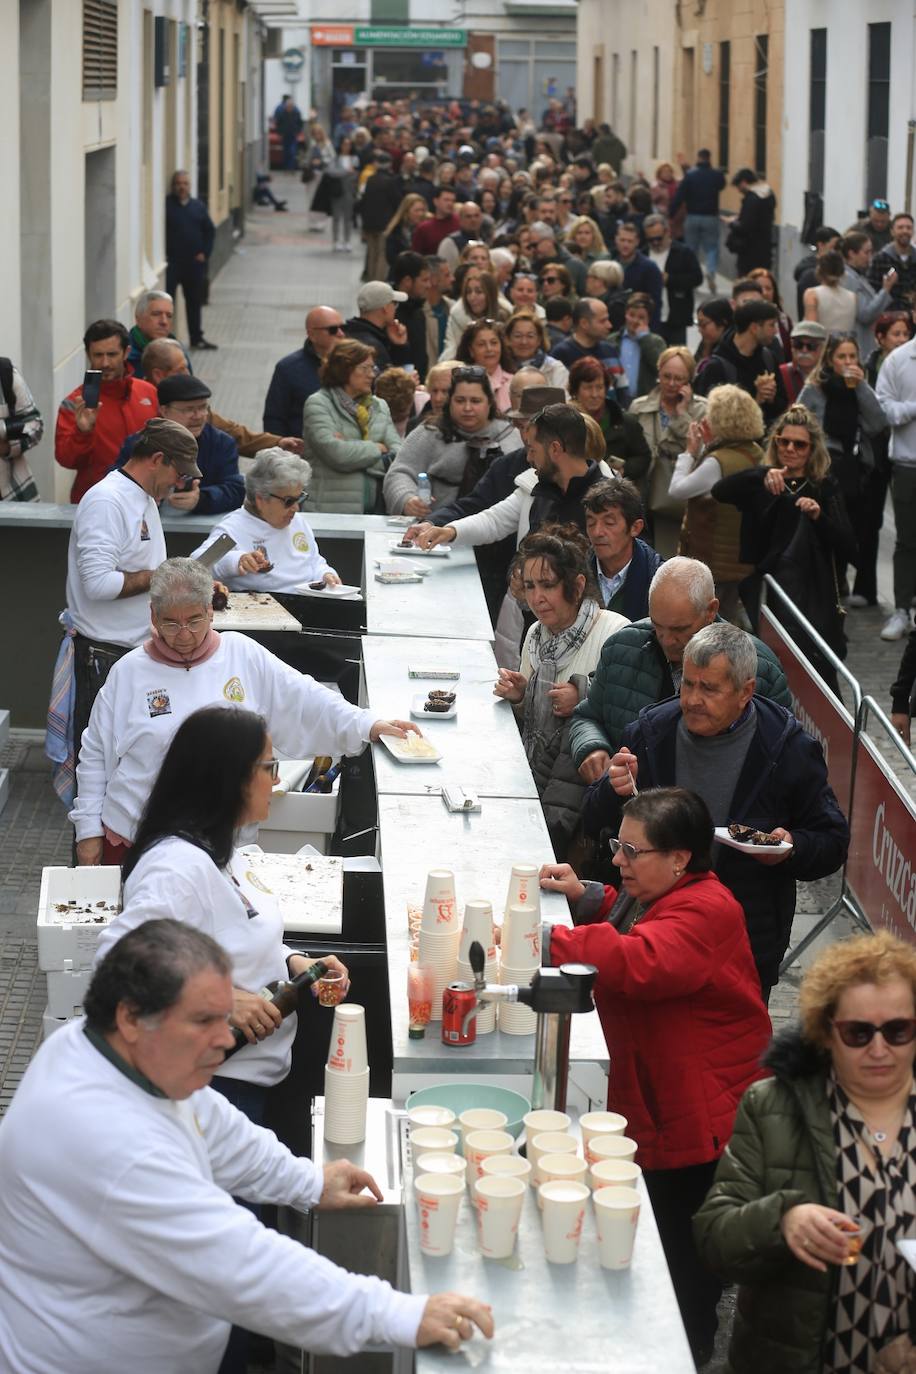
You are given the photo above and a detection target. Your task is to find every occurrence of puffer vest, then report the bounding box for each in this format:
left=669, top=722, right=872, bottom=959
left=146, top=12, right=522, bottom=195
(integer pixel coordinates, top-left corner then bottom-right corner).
left=680, top=440, right=764, bottom=582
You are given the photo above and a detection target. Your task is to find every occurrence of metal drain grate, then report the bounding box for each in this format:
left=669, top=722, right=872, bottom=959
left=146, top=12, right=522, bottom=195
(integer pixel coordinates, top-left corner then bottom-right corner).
left=0, top=941, right=45, bottom=1115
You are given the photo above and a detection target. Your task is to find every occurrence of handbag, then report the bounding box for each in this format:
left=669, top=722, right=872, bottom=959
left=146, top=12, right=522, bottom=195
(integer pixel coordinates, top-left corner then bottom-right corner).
left=648, top=450, right=687, bottom=519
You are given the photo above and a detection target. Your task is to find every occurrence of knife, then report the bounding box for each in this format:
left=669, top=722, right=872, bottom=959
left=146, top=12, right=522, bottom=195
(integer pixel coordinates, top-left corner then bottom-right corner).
left=193, top=533, right=237, bottom=570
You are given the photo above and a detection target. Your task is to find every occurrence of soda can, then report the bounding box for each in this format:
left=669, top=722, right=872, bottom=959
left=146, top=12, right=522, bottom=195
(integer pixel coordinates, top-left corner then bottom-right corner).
left=441, top=982, right=477, bottom=1046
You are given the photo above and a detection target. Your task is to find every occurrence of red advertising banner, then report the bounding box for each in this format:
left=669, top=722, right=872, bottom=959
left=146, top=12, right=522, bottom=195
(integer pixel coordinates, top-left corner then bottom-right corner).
left=845, top=734, right=916, bottom=945
left=758, top=607, right=855, bottom=815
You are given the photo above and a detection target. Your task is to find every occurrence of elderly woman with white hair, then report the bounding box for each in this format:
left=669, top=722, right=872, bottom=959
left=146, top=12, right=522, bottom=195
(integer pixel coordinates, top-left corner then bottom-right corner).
left=69, top=557, right=415, bottom=866
left=191, top=448, right=339, bottom=592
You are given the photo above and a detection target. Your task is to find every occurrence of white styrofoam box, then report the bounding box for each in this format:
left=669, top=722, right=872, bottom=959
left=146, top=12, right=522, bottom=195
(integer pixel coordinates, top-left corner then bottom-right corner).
left=42, top=1006, right=76, bottom=1041
left=37, top=866, right=122, bottom=971
left=0, top=708, right=10, bottom=748
left=0, top=768, right=8, bottom=819
left=259, top=761, right=341, bottom=856
left=235, top=849, right=344, bottom=935
left=46, top=966, right=92, bottom=1018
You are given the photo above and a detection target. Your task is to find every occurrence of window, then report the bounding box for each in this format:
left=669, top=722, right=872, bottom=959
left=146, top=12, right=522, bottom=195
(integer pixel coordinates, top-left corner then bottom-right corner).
left=808, top=29, right=827, bottom=196
left=754, top=34, right=768, bottom=176
left=82, top=0, right=118, bottom=101
left=652, top=47, right=659, bottom=160
left=718, top=41, right=730, bottom=169
left=866, top=22, right=891, bottom=203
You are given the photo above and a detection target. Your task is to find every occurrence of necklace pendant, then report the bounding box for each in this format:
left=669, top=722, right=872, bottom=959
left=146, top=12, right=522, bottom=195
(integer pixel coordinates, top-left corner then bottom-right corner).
left=872, top=1129, right=888, bottom=1143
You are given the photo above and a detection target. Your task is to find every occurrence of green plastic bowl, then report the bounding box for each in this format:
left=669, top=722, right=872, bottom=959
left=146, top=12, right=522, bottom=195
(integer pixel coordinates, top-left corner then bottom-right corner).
left=406, top=1083, right=530, bottom=1152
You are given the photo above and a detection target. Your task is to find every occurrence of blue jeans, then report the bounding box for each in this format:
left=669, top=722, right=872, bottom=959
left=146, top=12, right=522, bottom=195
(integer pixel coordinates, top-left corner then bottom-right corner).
left=685, top=214, right=721, bottom=277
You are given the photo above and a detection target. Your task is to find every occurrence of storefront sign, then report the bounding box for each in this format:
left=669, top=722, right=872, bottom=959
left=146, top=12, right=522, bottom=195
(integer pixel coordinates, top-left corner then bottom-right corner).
left=354, top=27, right=467, bottom=47
left=845, top=733, right=916, bottom=944
left=312, top=26, right=355, bottom=46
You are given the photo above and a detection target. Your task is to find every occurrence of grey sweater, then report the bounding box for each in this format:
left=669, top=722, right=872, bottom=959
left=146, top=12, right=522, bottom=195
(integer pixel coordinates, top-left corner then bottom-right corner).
left=382, top=418, right=516, bottom=514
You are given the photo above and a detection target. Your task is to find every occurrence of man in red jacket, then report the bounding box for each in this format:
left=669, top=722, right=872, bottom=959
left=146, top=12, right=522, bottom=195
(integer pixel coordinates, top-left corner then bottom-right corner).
left=55, top=320, right=158, bottom=502
left=410, top=187, right=459, bottom=256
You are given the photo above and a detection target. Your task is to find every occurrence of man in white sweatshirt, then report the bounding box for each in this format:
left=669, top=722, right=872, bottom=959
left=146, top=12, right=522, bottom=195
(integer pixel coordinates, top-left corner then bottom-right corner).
left=0, top=920, right=492, bottom=1372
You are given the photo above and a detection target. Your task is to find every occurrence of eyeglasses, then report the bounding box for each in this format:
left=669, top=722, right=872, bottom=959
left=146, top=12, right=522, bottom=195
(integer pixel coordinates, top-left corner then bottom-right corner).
left=268, top=490, right=307, bottom=508
left=257, top=758, right=281, bottom=783
left=157, top=613, right=209, bottom=635
left=609, top=837, right=664, bottom=861
left=774, top=436, right=811, bottom=451
left=542, top=275, right=560, bottom=284
left=832, top=1018, right=916, bottom=1048
left=645, top=236, right=665, bottom=246
left=453, top=365, right=487, bottom=381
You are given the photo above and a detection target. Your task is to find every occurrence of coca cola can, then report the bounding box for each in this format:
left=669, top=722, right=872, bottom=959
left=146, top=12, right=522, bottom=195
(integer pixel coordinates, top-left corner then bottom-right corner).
left=441, top=982, right=477, bottom=1047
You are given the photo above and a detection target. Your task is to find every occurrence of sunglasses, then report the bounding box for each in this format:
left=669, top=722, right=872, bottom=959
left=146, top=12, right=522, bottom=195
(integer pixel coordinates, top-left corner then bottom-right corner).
left=609, top=837, right=664, bottom=861
left=645, top=236, right=665, bottom=246
left=453, top=365, right=487, bottom=381
left=268, top=491, right=307, bottom=508
left=542, top=275, right=561, bottom=284
left=792, top=339, right=820, bottom=351
left=872, top=200, right=891, bottom=212
left=832, top=1018, right=916, bottom=1048
left=318, top=324, right=344, bottom=334
left=774, top=436, right=811, bottom=451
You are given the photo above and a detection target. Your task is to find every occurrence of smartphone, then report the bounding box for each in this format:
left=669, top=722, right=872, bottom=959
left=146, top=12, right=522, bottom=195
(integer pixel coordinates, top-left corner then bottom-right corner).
left=82, top=370, right=103, bottom=409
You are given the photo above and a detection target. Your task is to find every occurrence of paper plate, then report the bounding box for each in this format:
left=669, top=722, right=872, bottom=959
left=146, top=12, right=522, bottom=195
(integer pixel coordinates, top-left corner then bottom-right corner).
left=410, top=694, right=457, bottom=720
left=714, top=826, right=792, bottom=855
left=388, top=543, right=450, bottom=557
left=379, top=733, right=442, bottom=764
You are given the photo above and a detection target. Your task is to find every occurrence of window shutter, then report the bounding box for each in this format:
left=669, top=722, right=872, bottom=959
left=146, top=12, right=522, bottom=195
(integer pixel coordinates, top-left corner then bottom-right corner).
left=83, top=0, right=118, bottom=102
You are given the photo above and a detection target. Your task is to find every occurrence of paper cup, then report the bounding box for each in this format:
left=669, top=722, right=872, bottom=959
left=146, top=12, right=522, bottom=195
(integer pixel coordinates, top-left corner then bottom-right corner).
left=579, top=1111, right=628, bottom=1150
left=539, top=1180, right=589, bottom=1264
left=421, top=869, right=458, bottom=933
left=480, top=1153, right=532, bottom=1186
left=528, top=1131, right=578, bottom=1179
left=501, top=904, right=541, bottom=967
left=323, top=1066, right=369, bottom=1144
left=415, top=1151, right=467, bottom=1181
left=504, top=863, right=540, bottom=913
left=593, top=1185, right=641, bottom=1269
left=497, top=1000, right=538, bottom=1036
left=473, top=1175, right=526, bottom=1259
left=407, top=1104, right=456, bottom=1131
left=459, top=900, right=496, bottom=964
left=410, top=1126, right=458, bottom=1156
left=523, top=1109, right=571, bottom=1140
left=458, top=1107, right=508, bottom=1141
left=589, top=1158, right=641, bottom=1190
left=587, top=1135, right=638, bottom=1167
left=535, top=1151, right=589, bottom=1202
left=464, top=1128, right=514, bottom=1182
left=415, top=1173, right=464, bottom=1256
left=327, top=1004, right=368, bottom=1075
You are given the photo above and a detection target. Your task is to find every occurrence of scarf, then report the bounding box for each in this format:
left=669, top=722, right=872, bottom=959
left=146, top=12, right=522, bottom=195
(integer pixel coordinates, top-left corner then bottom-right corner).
left=825, top=1071, right=916, bottom=1373
left=143, top=627, right=222, bottom=668
left=334, top=387, right=372, bottom=440
left=521, top=598, right=599, bottom=759
left=822, top=372, right=862, bottom=462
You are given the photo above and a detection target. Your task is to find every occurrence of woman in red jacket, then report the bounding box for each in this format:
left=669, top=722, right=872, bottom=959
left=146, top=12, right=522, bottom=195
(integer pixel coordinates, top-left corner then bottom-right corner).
left=541, top=787, right=770, bottom=1367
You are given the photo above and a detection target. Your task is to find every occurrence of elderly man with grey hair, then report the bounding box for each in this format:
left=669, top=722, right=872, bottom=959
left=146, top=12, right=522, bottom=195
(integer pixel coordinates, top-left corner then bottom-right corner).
left=577, top=620, right=849, bottom=1000
left=70, top=556, right=417, bottom=865
left=127, top=290, right=189, bottom=377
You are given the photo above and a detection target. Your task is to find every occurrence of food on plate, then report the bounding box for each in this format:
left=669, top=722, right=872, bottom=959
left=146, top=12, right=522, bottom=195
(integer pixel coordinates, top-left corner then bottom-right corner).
left=727, top=822, right=783, bottom=847
left=211, top=587, right=229, bottom=612
left=399, top=735, right=439, bottom=759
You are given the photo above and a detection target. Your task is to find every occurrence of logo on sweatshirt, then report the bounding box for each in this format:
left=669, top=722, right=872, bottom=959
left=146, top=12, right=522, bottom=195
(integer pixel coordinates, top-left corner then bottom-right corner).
left=245, top=870, right=273, bottom=895
left=147, top=689, right=172, bottom=717
left=139, top=520, right=150, bottom=542
left=292, top=532, right=310, bottom=553
left=223, top=676, right=245, bottom=702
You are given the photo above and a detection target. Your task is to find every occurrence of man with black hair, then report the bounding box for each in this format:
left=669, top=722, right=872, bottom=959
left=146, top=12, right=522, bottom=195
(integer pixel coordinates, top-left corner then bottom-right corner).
left=670, top=149, right=727, bottom=292
left=549, top=298, right=627, bottom=404
left=869, top=212, right=916, bottom=309
left=410, top=186, right=459, bottom=256
left=582, top=477, right=662, bottom=620
left=613, top=221, right=663, bottom=328
left=544, top=297, right=574, bottom=348
left=165, top=171, right=217, bottom=351
left=391, top=251, right=432, bottom=376
left=694, top=298, right=787, bottom=423
left=724, top=169, right=776, bottom=275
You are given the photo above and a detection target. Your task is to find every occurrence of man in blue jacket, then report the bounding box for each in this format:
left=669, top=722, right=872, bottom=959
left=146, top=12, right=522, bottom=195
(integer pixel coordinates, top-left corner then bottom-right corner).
left=115, top=374, right=243, bottom=516
left=582, top=478, right=662, bottom=620
left=583, top=621, right=848, bottom=1000
left=613, top=221, right=664, bottom=329
left=670, top=149, right=726, bottom=292
left=262, top=307, right=345, bottom=438
left=165, top=171, right=217, bottom=351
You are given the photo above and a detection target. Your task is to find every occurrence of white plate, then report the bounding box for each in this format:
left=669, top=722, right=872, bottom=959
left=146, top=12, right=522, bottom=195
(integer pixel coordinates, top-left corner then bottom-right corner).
left=388, top=542, right=450, bottom=557
left=379, top=733, right=442, bottom=764
left=291, top=582, right=362, bottom=599
left=410, top=694, right=457, bottom=720
left=375, top=559, right=429, bottom=577
left=714, top=826, right=793, bottom=855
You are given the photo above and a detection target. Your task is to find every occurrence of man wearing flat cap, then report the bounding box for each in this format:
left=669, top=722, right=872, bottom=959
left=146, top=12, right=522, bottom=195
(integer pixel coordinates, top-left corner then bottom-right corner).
left=63, top=416, right=201, bottom=773
left=115, top=373, right=244, bottom=515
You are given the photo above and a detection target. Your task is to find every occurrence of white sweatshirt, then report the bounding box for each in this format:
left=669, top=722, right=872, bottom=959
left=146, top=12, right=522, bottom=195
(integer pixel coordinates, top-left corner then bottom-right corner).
left=65, top=468, right=166, bottom=646
left=96, top=837, right=296, bottom=1085
left=0, top=1021, right=426, bottom=1373
left=70, top=632, right=374, bottom=842
left=191, top=508, right=334, bottom=591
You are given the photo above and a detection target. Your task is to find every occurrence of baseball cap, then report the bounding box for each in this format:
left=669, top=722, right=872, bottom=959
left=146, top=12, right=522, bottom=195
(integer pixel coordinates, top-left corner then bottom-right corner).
left=790, top=320, right=827, bottom=341
left=135, top=417, right=202, bottom=477
left=157, top=374, right=212, bottom=405
left=506, top=384, right=566, bottom=420
left=357, top=281, right=408, bottom=311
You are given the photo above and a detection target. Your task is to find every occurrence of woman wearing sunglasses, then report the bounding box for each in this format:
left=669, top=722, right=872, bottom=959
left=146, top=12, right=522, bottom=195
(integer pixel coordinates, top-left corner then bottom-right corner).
left=540, top=786, right=770, bottom=1366
left=697, top=930, right=916, bottom=1374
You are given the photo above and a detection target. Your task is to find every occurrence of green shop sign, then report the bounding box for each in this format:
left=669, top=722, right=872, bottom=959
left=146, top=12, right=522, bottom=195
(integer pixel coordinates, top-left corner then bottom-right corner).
left=354, top=27, right=467, bottom=48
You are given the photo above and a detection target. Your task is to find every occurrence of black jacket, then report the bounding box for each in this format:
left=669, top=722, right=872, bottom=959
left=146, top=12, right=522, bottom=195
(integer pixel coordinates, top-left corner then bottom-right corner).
left=891, top=625, right=916, bottom=716
left=395, top=297, right=428, bottom=377
left=528, top=460, right=610, bottom=533
left=601, top=397, right=653, bottom=482
left=661, top=240, right=704, bottom=328
left=358, top=170, right=404, bottom=233
left=695, top=330, right=787, bottom=425
left=588, top=537, right=663, bottom=621
left=726, top=186, right=777, bottom=274
left=671, top=163, right=726, bottom=217
left=165, top=194, right=215, bottom=266
left=262, top=342, right=324, bottom=439
left=343, top=316, right=412, bottom=373
left=584, top=695, right=849, bottom=977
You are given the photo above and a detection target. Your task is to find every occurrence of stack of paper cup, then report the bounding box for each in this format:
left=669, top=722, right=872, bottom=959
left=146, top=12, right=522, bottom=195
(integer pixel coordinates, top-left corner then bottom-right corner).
left=504, top=863, right=541, bottom=916
left=415, top=1173, right=464, bottom=1257
left=418, top=870, right=460, bottom=1020
left=463, top=1129, right=514, bottom=1184
left=324, top=1004, right=369, bottom=1144
left=498, top=902, right=540, bottom=1035
left=456, top=900, right=498, bottom=1034
left=539, top=1179, right=590, bottom=1264
left=473, top=1175, right=526, bottom=1259
left=593, top=1185, right=641, bottom=1269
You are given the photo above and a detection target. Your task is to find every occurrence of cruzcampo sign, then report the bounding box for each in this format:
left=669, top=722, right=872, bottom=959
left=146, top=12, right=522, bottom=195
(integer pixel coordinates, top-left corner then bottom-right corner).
left=354, top=27, right=467, bottom=47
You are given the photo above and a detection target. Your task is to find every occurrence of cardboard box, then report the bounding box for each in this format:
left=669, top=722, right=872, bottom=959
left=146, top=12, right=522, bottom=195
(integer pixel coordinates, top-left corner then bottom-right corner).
left=37, top=867, right=121, bottom=971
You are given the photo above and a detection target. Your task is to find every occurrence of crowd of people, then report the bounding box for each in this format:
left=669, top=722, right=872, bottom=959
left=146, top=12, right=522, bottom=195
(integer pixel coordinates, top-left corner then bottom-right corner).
left=2, top=92, right=916, bottom=1374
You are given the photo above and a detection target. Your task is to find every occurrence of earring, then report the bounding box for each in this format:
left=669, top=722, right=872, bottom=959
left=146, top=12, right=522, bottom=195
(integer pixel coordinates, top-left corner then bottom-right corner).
left=673, top=866, right=683, bottom=878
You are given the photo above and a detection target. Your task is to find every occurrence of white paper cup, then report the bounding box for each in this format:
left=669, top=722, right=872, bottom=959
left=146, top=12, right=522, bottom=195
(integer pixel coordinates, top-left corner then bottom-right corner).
left=421, top=869, right=458, bottom=933
left=539, top=1180, right=589, bottom=1264
left=327, top=1004, right=368, bottom=1074
left=480, top=1153, right=532, bottom=1186
left=323, top=1067, right=369, bottom=1144
left=589, top=1158, right=642, bottom=1190
left=473, top=1175, right=526, bottom=1259
left=593, top=1185, right=641, bottom=1269
left=415, top=1173, right=464, bottom=1256
left=415, top=1151, right=467, bottom=1181
left=459, top=1107, right=508, bottom=1140
left=501, top=904, right=541, bottom=967
left=527, top=1131, right=578, bottom=1180
left=497, top=1000, right=538, bottom=1036
left=587, top=1134, right=638, bottom=1167
left=579, top=1110, right=628, bottom=1150
left=459, top=900, right=496, bottom=964
left=535, top=1151, right=589, bottom=1203
left=407, top=1104, right=457, bottom=1130
left=504, top=863, right=540, bottom=913
left=523, top=1109, right=571, bottom=1140
left=464, top=1128, right=515, bottom=1182
left=410, top=1126, right=458, bottom=1156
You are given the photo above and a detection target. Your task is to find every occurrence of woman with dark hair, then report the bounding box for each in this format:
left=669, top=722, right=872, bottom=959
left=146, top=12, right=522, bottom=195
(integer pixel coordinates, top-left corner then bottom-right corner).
left=383, top=365, right=515, bottom=516
left=493, top=525, right=628, bottom=857
left=383, top=192, right=430, bottom=267
left=540, top=786, right=770, bottom=1366
left=454, top=318, right=513, bottom=412
left=503, top=309, right=569, bottom=390
left=440, top=269, right=508, bottom=359
left=568, top=355, right=652, bottom=484
left=694, top=296, right=734, bottom=369
left=538, top=262, right=575, bottom=304
left=865, top=310, right=914, bottom=387
left=803, top=251, right=857, bottom=335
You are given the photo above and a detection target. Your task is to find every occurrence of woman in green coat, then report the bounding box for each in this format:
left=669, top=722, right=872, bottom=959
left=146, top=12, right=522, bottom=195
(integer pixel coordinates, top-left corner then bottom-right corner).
left=695, top=931, right=916, bottom=1374
left=302, top=339, right=401, bottom=514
